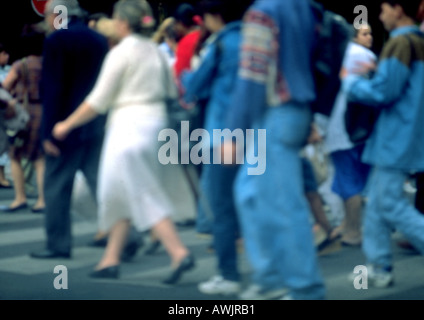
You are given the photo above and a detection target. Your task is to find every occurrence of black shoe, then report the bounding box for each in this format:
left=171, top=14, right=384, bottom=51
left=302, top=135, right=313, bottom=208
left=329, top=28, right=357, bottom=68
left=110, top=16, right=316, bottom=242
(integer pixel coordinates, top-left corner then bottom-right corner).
left=30, top=249, right=71, bottom=259
left=144, top=240, right=161, bottom=255
left=31, top=206, right=45, bottom=214
left=0, top=203, right=28, bottom=213
left=121, top=236, right=144, bottom=262
left=176, top=219, right=196, bottom=228
left=89, top=265, right=119, bottom=279
left=162, top=254, right=195, bottom=285
left=87, top=236, right=108, bottom=248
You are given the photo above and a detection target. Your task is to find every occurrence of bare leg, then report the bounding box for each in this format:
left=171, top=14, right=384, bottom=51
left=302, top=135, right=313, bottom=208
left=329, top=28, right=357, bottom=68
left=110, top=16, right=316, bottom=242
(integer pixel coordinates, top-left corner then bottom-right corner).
left=9, top=156, right=27, bottom=207
left=94, top=231, right=109, bottom=240
left=341, top=195, right=363, bottom=245
left=152, top=218, right=189, bottom=268
left=306, top=191, right=333, bottom=236
left=95, top=219, right=130, bottom=269
left=0, top=166, right=11, bottom=187
left=33, top=157, right=46, bottom=209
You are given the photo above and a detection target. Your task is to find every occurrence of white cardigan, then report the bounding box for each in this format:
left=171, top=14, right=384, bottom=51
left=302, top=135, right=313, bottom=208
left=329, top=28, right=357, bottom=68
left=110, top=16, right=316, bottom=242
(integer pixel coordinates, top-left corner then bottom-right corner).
left=86, top=34, right=177, bottom=124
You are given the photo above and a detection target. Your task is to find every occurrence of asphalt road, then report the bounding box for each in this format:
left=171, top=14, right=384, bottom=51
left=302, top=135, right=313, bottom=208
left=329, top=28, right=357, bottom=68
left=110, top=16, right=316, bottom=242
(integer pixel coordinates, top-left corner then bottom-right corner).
left=1, top=182, right=424, bottom=304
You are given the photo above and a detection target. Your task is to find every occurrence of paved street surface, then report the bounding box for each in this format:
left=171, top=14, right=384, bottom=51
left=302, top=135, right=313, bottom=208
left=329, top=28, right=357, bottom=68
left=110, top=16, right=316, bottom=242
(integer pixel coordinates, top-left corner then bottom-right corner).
left=1, top=184, right=424, bottom=303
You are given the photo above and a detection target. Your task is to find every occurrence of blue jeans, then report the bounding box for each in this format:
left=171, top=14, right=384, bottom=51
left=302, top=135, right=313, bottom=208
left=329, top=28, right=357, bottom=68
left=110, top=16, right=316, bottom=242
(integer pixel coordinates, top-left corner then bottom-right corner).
left=234, top=103, right=326, bottom=300
left=363, top=167, right=424, bottom=269
left=201, top=161, right=241, bottom=282
left=197, top=164, right=214, bottom=235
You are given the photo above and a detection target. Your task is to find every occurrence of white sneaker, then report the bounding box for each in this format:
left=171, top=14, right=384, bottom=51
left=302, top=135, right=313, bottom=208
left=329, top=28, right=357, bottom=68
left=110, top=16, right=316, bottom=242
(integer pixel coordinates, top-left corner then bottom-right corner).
left=367, top=265, right=394, bottom=288
left=198, top=275, right=241, bottom=295
left=347, top=265, right=394, bottom=288
left=239, top=284, right=288, bottom=300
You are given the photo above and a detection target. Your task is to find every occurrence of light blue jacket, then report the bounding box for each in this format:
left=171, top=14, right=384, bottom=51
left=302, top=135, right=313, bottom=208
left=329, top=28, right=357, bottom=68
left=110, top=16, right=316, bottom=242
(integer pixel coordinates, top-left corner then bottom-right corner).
left=343, top=26, right=424, bottom=172
left=181, top=21, right=242, bottom=147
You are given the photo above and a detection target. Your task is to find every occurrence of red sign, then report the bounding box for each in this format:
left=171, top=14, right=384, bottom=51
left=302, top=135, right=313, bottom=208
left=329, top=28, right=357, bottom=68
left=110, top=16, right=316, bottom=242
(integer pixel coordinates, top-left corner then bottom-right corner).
left=31, top=0, right=48, bottom=17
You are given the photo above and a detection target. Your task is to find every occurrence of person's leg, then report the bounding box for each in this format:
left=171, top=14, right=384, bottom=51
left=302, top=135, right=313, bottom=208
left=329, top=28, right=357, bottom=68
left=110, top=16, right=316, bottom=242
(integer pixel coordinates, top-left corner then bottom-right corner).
left=0, top=152, right=11, bottom=187
left=341, top=195, right=363, bottom=245
left=363, top=167, right=424, bottom=277
left=362, top=168, right=394, bottom=272
left=32, top=157, right=45, bottom=210
left=331, top=146, right=371, bottom=246
left=306, top=191, right=333, bottom=235
left=152, top=218, right=191, bottom=268
left=196, top=164, right=214, bottom=236
left=236, top=104, right=325, bottom=300
left=95, top=219, right=131, bottom=269
left=9, top=154, right=27, bottom=208
left=302, top=157, right=331, bottom=233
left=79, top=137, right=109, bottom=244
left=377, top=169, right=424, bottom=255
left=79, top=137, right=103, bottom=204
left=43, top=151, right=79, bottom=254
left=0, top=166, right=10, bottom=187
left=208, top=162, right=240, bottom=282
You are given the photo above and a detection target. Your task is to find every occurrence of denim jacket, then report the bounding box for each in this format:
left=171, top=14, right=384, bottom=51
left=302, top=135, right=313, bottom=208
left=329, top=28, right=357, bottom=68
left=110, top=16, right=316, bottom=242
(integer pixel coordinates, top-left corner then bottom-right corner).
left=226, top=0, right=317, bottom=132
left=344, top=26, right=424, bottom=172
left=181, top=21, right=242, bottom=148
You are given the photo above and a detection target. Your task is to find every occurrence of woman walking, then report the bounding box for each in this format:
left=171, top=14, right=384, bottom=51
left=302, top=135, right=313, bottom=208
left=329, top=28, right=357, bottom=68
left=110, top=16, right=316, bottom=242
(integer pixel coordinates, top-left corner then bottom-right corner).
left=53, top=0, right=195, bottom=285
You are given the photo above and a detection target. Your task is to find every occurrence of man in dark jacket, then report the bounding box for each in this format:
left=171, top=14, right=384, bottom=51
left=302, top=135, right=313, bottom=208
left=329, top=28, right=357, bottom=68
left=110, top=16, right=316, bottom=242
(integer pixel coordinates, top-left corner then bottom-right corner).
left=30, top=0, right=109, bottom=259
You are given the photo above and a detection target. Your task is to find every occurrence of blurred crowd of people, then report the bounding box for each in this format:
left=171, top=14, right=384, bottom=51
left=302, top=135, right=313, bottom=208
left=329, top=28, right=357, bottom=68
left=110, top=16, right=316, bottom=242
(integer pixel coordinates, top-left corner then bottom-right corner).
left=0, top=0, right=424, bottom=300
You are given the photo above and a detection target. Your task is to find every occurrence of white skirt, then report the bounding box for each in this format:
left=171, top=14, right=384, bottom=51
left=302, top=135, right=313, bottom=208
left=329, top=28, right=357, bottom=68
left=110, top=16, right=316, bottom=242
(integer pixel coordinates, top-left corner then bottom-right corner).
left=97, top=106, right=196, bottom=232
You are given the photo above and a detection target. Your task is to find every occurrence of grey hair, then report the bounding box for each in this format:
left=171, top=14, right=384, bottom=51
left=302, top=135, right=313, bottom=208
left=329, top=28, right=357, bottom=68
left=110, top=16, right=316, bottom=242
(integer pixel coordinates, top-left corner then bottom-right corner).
left=113, top=0, right=156, bottom=35
left=45, top=0, right=83, bottom=18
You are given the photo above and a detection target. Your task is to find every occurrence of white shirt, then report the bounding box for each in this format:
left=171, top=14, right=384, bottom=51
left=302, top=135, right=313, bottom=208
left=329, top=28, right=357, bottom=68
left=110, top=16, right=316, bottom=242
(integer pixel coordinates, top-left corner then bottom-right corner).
left=325, top=42, right=377, bottom=153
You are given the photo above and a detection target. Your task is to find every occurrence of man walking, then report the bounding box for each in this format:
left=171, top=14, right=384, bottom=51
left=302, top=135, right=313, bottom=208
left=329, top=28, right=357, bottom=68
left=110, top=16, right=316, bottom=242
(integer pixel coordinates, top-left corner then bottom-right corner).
left=30, top=0, right=109, bottom=259
left=227, top=0, right=326, bottom=300
left=342, top=0, right=424, bottom=287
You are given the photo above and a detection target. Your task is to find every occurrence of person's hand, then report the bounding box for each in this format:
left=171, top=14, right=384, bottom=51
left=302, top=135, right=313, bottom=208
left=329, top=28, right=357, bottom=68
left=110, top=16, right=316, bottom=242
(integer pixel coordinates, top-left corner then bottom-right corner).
left=308, top=123, right=323, bottom=145
left=220, top=141, right=238, bottom=166
left=43, top=140, right=61, bottom=157
left=340, top=67, right=348, bottom=80
left=53, top=121, right=70, bottom=141
left=351, top=61, right=376, bottom=76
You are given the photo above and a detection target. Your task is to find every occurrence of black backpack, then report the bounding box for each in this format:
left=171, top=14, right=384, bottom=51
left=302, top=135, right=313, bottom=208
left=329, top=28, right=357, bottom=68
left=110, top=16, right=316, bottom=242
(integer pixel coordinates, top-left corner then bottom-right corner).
left=310, top=1, right=353, bottom=117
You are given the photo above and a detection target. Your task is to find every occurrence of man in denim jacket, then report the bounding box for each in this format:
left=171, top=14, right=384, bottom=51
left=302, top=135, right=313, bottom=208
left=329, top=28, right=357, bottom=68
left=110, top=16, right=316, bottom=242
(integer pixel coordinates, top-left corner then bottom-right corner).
left=342, top=0, right=424, bottom=287
left=182, top=0, right=252, bottom=296
left=226, top=0, right=326, bottom=300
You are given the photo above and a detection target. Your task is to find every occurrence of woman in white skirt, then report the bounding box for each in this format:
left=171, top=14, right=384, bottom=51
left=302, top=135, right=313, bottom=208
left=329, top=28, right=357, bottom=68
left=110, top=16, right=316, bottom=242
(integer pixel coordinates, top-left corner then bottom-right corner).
left=53, top=0, right=195, bottom=284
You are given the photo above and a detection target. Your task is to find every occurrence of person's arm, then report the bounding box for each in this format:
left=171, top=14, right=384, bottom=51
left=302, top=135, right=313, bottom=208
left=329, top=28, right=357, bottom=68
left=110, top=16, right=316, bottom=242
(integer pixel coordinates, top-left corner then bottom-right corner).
left=223, top=9, right=277, bottom=165
left=180, top=43, right=219, bottom=105
left=1, top=63, right=18, bottom=92
left=227, top=9, right=276, bottom=132
left=40, top=35, right=64, bottom=141
left=83, top=47, right=127, bottom=114
left=343, top=37, right=412, bottom=109
left=53, top=102, right=99, bottom=141
left=53, top=44, right=127, bottom=141
left=40, top=35, right=68, bottom=157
